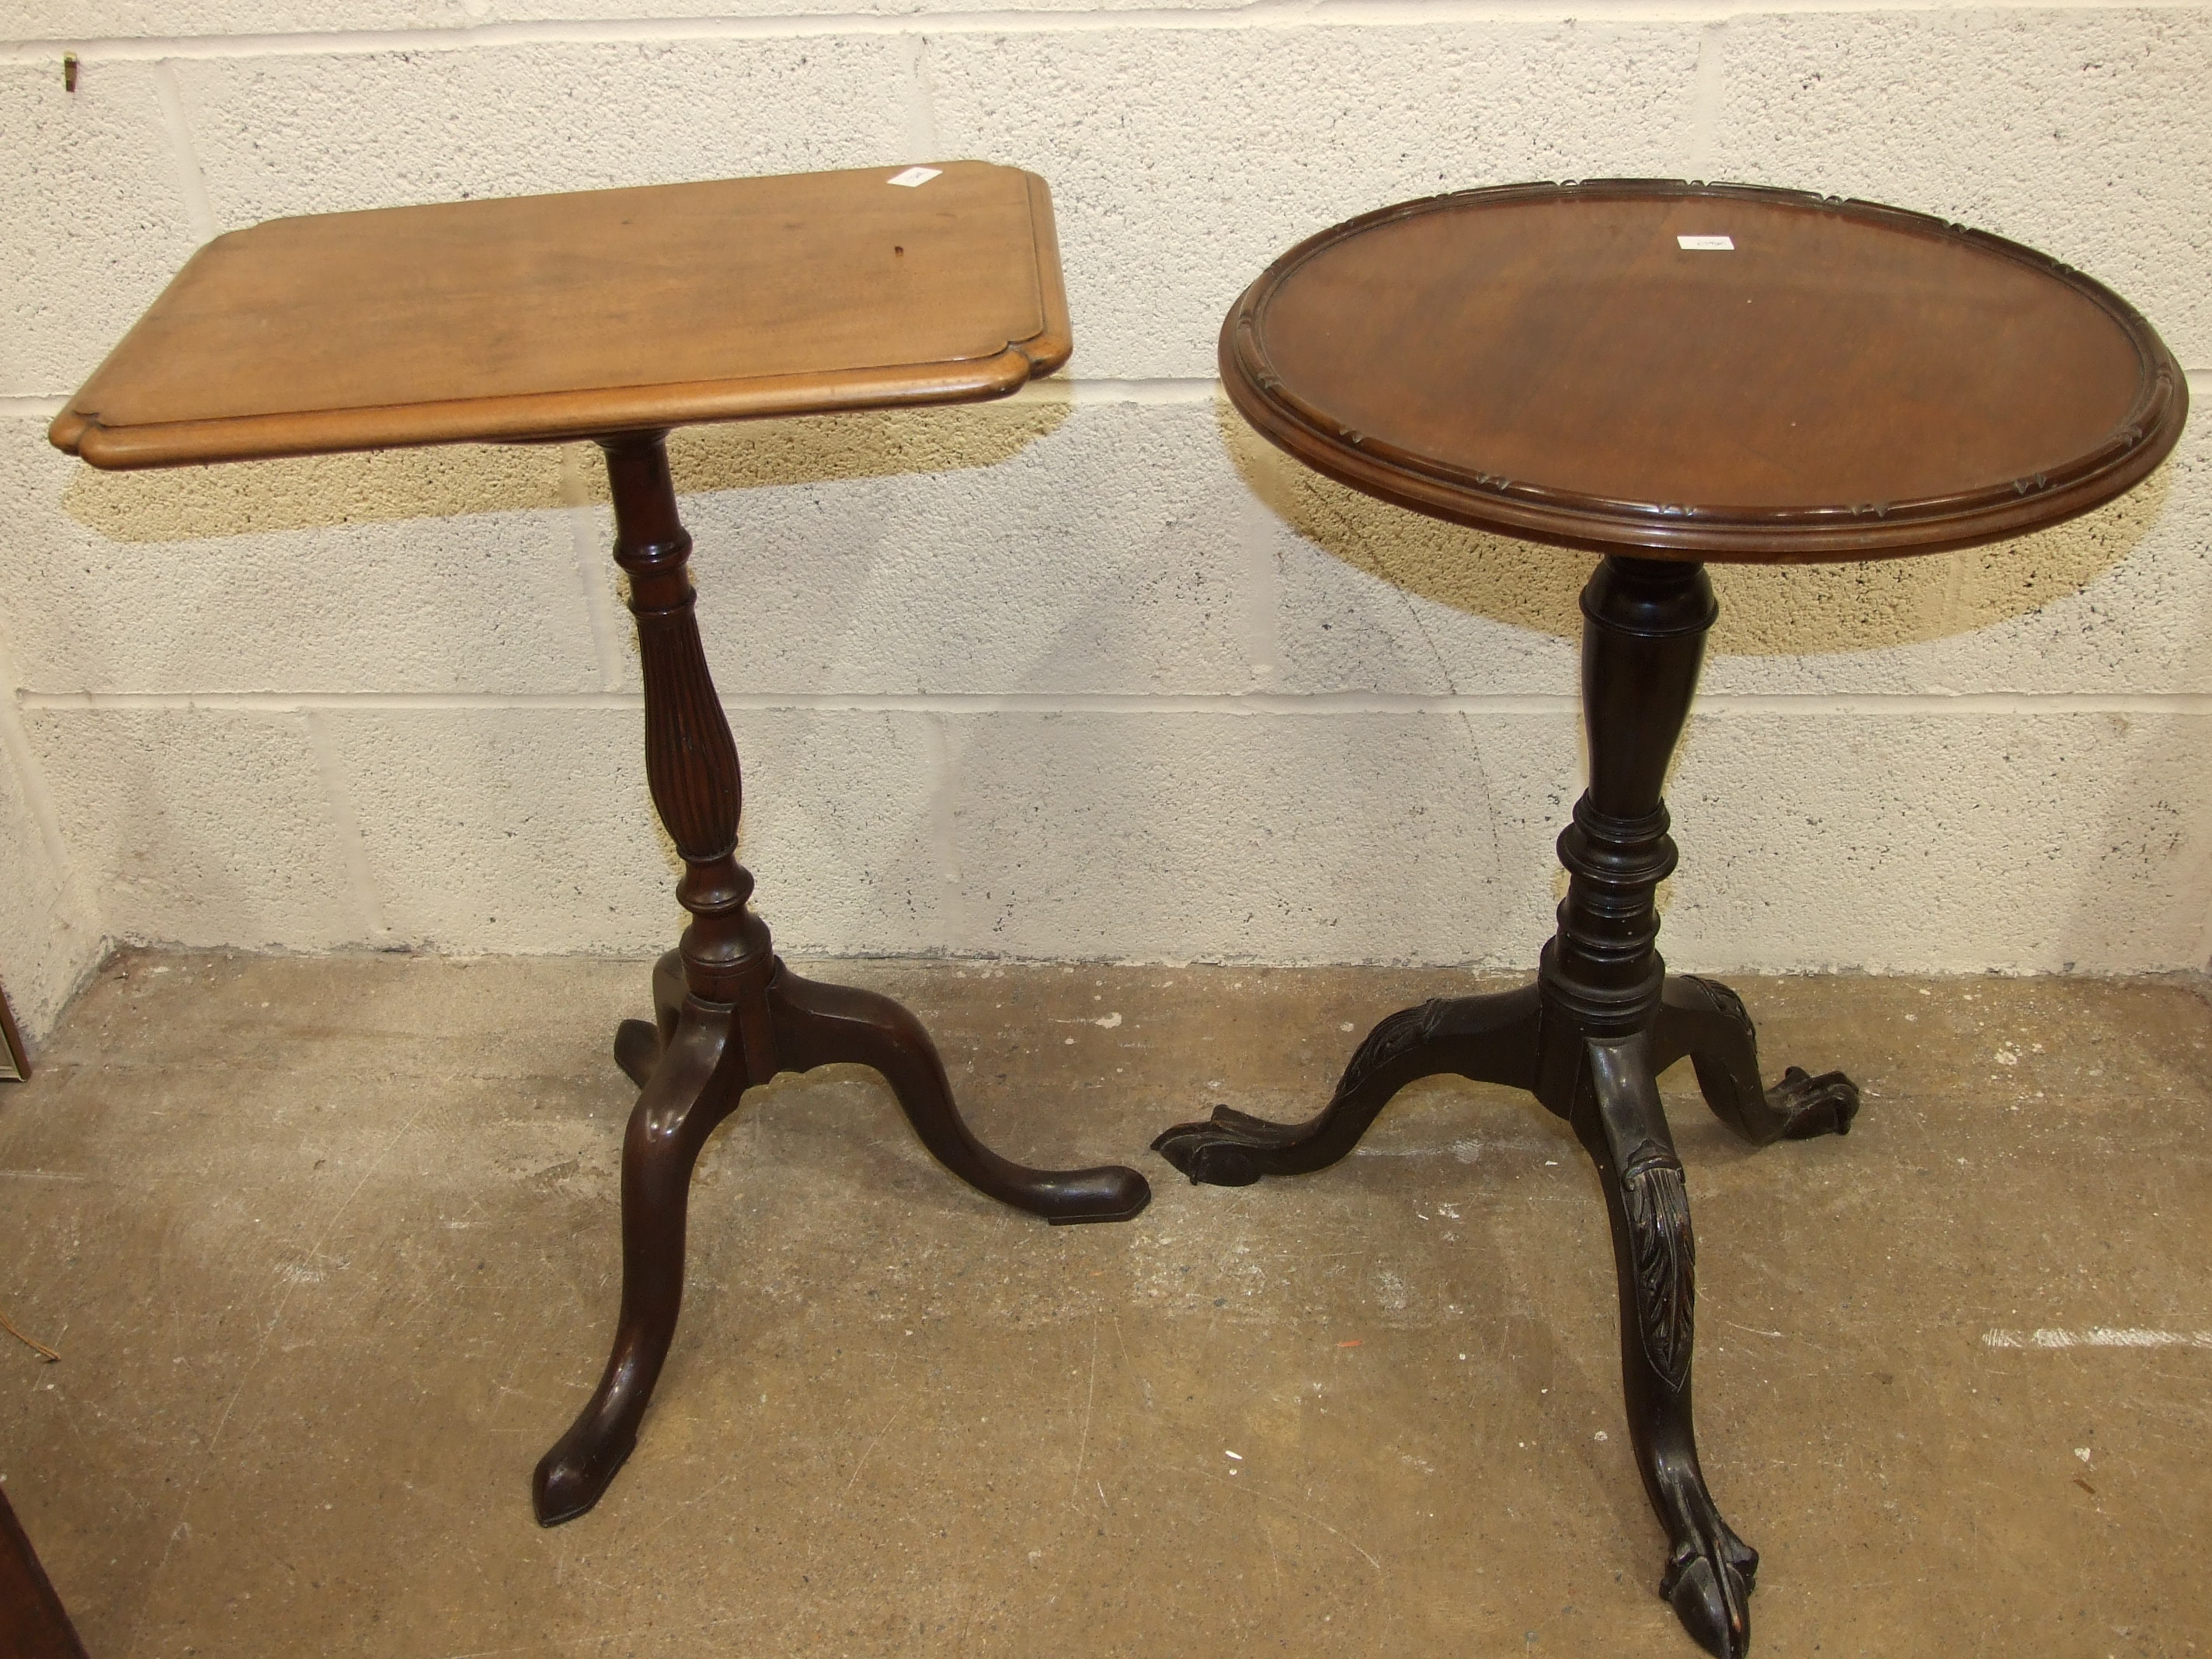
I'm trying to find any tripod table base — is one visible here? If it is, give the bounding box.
[1152,556,1860,1659]
[1154,973,1856,1658]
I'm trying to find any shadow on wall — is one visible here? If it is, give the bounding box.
[58,397,1073,541]
[1219,398,2168,653]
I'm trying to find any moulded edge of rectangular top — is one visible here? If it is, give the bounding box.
[52,160,1074,469]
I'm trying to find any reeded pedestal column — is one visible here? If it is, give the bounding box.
[534,433,1149,1526]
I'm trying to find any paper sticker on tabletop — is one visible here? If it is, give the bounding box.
[1677,235,1734,251]
[889,167,943,188]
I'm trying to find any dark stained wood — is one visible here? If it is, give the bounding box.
[0,1483,91,1659]
[531,434,1150,1529]
[1170,185,2184,1659]
[1223,180,2187,559]
[50,162,1070,468]
[0,979,26,1083]
[1156,560,1856,1659]
[599,434,768,1012]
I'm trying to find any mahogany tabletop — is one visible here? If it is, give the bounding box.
[50,161,1070,469]
[1222,180,2187,562]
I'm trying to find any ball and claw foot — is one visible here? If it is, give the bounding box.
[1662,1504,1760,1659]
[1765,1064,1860,1140]
[1151,1106,1298,1187]
[1664,975,1862,1148]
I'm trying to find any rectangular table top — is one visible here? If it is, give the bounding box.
[50,161,1069,469]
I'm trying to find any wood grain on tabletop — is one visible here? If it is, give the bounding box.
[50,161,1071,468]
[1223,181,2187,560]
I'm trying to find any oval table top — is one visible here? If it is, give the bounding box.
[1221,180,2187,562]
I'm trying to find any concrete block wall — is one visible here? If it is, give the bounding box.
[2,3,2209,1043]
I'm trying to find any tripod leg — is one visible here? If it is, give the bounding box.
[534,998,745,1525]
[1654,975,1859,1146]
[1576,1034,1758,1659]
[614,950,687,1089]
[770,964,1149,1223]
[1152,985,1540,1185]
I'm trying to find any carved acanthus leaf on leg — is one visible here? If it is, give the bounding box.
[1621,1149,1696,1393]
[1335,998,1449,1096]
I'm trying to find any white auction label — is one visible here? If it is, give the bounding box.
[1676,234,1734,251]
[888,166,943,188]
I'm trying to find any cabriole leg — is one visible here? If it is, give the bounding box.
[614,949,687,1089]
[1150,986,1540,1185]
[1143,556,1865,1654]
[1652,976,1860,1146]
[770,964,1149,1223]
[534,1000,743,1525]
[1577,1034,1758,1659]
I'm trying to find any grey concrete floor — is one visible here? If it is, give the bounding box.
[2,951,2207,1658]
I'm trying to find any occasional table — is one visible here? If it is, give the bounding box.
[1154,180,2186,1657]
[50,161,1151,1529]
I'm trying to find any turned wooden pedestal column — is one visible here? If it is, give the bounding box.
[531,433,1146,1524]
[1157,180,2188,1657]
[50,161,1152,1530]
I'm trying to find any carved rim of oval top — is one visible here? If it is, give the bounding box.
[1220,179,2189,562]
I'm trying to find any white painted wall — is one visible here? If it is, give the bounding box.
[3,4,2209,1043]
[0,617,98,1040]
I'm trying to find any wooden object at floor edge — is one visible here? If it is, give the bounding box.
[0,981,26,1083]
[0,1485,91,1659]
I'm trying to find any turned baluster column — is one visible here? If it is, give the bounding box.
[603,433,778,1061]
[1537,556,1716,1076]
